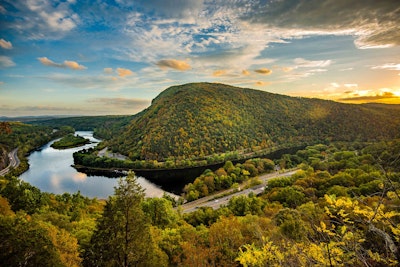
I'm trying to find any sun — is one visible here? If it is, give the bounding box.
[393,90,400,97]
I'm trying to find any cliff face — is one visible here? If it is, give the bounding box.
[0,147,9,170]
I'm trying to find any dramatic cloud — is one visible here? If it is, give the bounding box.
[116,68,134,77]
[254,68,272,75]
[0,56,15,68]
[156,59,191,71]
[244,0,400,48]
[0,39,12,49]
[38,57,86,70]
[2,0,79,39]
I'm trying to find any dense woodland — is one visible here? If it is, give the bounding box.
[1,120,399,266]
[106,83,400,164]
[1,83,400,266]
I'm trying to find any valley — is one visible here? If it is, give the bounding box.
[1,83,400,266]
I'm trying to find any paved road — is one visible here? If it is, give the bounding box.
[0,148,19,176]
[179,168,298,213]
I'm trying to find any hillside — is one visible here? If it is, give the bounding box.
[107,83,400,162]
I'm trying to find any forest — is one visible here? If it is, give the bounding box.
[1,82,400,266]
[1,121,399,266]
[106,83,400,166]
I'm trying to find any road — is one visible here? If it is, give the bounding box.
[179,168,298,213]
[0,148,19,176]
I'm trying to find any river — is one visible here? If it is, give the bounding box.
[19,131,176,199]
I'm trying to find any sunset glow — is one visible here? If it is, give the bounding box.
[1,0,399,116]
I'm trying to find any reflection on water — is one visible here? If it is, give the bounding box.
[19,131,175,199]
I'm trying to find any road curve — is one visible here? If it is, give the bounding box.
[179,168,298,213]
[0,148,19,176]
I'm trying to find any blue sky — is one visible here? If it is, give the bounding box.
[1,0,399,116]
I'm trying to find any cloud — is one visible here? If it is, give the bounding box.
[116,68,134,77]
[64,60,86,70]
[330,82,340,88]
[156,59,192,71]
[339,92,397,102]
[371,63,400,71]
[282,67,294,72]
[38,57,86,70]
[136,0,204,20]
[104,68,113,74]
[2,0,79,40]
[88,97,150,108]
[0,56,16,68]
[41,72,141,91]
[344,84,358,89]
[0,39,12,49]
[38,57,61,67]
[156,59,191,71]
[243,0,400,48]
[242,70,250,75]
[213,70,227,77]
[254,68,272,75]
[255,81,270,86]
[294,58,332,68]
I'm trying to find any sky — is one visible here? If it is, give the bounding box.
[1,0,400,117]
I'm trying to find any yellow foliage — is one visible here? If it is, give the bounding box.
[236,238,283,267]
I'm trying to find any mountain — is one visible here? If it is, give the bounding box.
[107,83,400,162]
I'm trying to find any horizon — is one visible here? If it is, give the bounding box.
[1,0,399,117]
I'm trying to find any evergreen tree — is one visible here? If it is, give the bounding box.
[84,172,154,267]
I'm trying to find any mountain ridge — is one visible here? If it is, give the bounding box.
[107,82,400,162]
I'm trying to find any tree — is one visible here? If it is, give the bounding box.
[0,212,64,267]
[142,197,178,229]
[84,172,156,267]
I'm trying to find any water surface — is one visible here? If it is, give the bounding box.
[20,131,172,199]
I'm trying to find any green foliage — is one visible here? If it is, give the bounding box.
[183,159,274,201]
[108,83,400,165]
[0,212,65,267]
[142,197,178,229]
[51,134,90,149]
[83,173,160,267]
[3,124,400,266]
[29,115,134,139]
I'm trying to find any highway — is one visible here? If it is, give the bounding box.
[179,168,298,213]
[0,148,19,176]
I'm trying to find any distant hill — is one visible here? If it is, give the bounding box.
[107,83,400,162]
[30,115,135,139]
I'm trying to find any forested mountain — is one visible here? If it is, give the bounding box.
[108,83,400,162]
[30,115,134,139]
